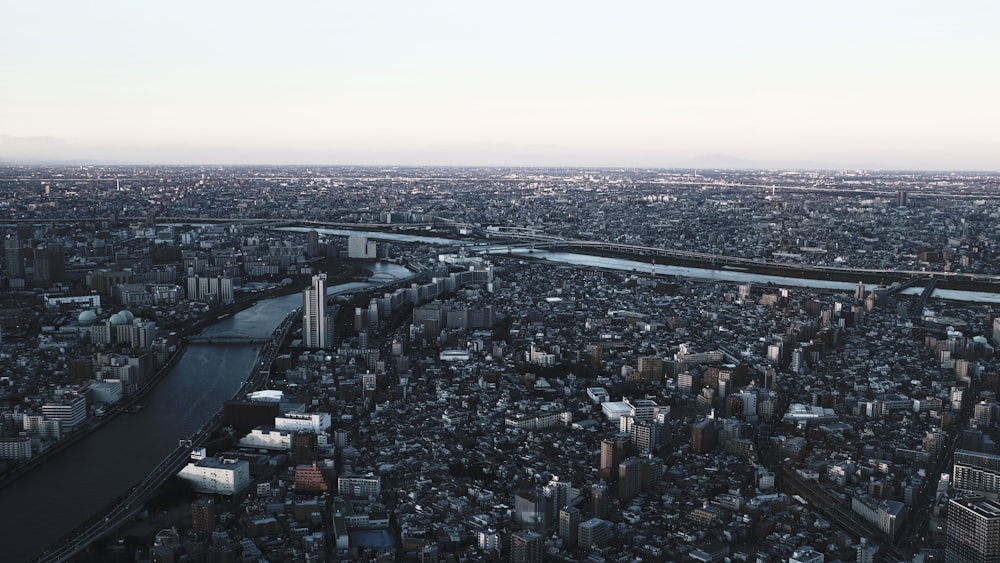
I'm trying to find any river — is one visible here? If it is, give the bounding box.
[0,262,414,563]
[281,227,1000,304]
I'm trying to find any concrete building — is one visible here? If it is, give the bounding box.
[577,517,612,550]
[510,530,542,563]
[177,456,250,495]
[558,507,580,548]
[238,427,294,451]
[850,495,906,541]
[954,449,1000,496]
[946,496,1000,562]
[789,546,824,563]
[274,411,332,434]
[294,463,330,493]
[0,436,32,460]
[477,527,500,554]
[186,275,234,304]
[347,235,377,259]
[691,417,717,453]
[619,457,643,500]
[41,394,88,430]
[514,490,547,532]
[600,435,629,480]
[338,474,381,498]
[4,235,23,277]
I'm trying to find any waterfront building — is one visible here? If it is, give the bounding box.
[41,394,88,430]
[0,436,32,460]
[302,273,330,349]
[177,456,250,495]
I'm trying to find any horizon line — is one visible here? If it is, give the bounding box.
[2,160,999,175]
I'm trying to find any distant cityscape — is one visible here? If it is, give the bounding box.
[2,165,1000,562]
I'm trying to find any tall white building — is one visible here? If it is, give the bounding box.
[302,274,329,349]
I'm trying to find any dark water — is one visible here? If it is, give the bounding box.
[0,344,258,562]
[0,265,413,562]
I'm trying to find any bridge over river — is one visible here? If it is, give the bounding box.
[186,334,274,345]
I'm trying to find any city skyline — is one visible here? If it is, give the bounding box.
[2,1,999,171]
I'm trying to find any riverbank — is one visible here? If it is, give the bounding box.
[0,339,188,491]
[492,246,1000,298]
[555,245,1000,292]
[0,282,306,491]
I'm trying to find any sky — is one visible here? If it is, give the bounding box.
[2,1,998,170]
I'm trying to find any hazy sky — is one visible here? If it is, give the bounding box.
[2,1,998,169]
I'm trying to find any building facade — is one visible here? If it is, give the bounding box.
[946,496,1000,562]
[302,274,330,349]
[177,457,250,495]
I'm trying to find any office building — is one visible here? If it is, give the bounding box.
[946,496,1000,562]
[305,229,321,256]
[619,457,643,500]
[514,490,547,531]
[850,495,905,541]
[510,530,542,563]
[578,518,612,550]
[32,245,65,287]
[591,483,609,518]
[636,356,665,383]
[691,417,717,453]
[600,435,629,480]
[543,475,571,525]
[559,507,580,548]
[302,274,330,349]
[41,394,88,429]
[4,235,23,277]
[631,420,662,454]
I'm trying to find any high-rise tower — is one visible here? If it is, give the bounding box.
[302,274,329,349]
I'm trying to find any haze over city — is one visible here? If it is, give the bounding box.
[2,1,999,170]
